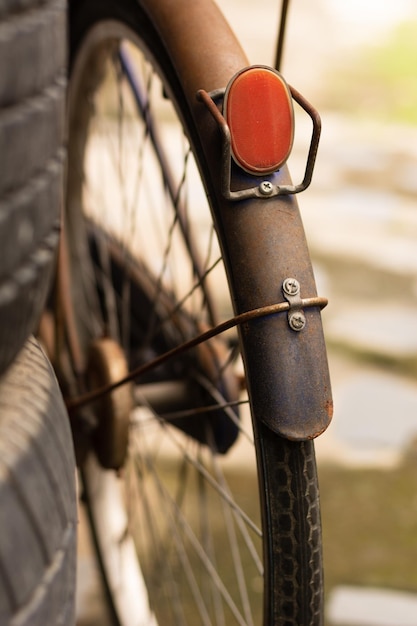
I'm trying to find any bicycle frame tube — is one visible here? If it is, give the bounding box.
[141,0,333,440]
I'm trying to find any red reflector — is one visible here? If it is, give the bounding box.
[224,66,294,175]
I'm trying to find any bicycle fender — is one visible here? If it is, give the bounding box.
[217,165,333,441]
[141,0,333,440]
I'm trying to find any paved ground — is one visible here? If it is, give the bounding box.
[328,586,417,626]
[305,116,417,469]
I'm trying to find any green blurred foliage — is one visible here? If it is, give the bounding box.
[325,20,417,124]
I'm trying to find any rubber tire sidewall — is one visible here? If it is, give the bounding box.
[0,336,77,626]
[0,0,66,375]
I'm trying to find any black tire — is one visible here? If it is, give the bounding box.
[0,0,66,375]
[64,1,324,624]
[0,0,67,107]
[0,336,77,626]
[0,0,49,20]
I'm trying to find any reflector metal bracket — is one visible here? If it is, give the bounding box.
[197,67,321,202]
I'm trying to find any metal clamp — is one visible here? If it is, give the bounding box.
[197,84,321,202]
[282,277,306,331]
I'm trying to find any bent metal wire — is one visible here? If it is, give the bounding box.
[65,290,327,414]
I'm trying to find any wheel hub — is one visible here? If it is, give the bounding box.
[86,338,133,469]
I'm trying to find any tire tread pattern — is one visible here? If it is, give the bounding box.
[0,337,77,626]
[260,425,323,626]
[0,0,66,375]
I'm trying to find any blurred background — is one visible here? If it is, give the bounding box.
[205,0,417,626]
[222,0,417,622]
[218,0,417,462]
[77,2,417,624]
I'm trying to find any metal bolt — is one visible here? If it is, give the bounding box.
[289,310,306,332]
[259,181,273,196]
[283,277,300,296]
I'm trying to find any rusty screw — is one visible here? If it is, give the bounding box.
[288,310,306,332]
[283,277,300,296]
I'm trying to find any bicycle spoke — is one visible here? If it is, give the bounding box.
[130,434,215,625]
[130,429,251,625]
[133,408,261,537]
[212,463,254,626]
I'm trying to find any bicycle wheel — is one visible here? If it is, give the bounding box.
[63,0,326,624]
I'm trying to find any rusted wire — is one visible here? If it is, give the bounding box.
[66,295,327,414]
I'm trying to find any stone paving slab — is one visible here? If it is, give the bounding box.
[327,585,417,626]
[314,351,417,467]
[324,304,417,363]
[300,116,417,283]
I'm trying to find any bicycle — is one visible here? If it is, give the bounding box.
[49,0,331,624]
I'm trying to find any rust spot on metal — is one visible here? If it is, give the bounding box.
[300,398,333,440]
[325,399,334,420]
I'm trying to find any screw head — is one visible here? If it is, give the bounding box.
[289,310,306,331]
[259,181,273,196]
[283,277,300,296]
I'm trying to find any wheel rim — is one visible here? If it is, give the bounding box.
[65,21,265,626]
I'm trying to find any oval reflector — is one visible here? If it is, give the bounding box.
[224,66,294,175]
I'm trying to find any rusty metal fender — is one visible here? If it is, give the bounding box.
[223,167,333,440]
[139,0,333,439]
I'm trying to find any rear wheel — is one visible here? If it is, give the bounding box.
[62,1,324,624]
